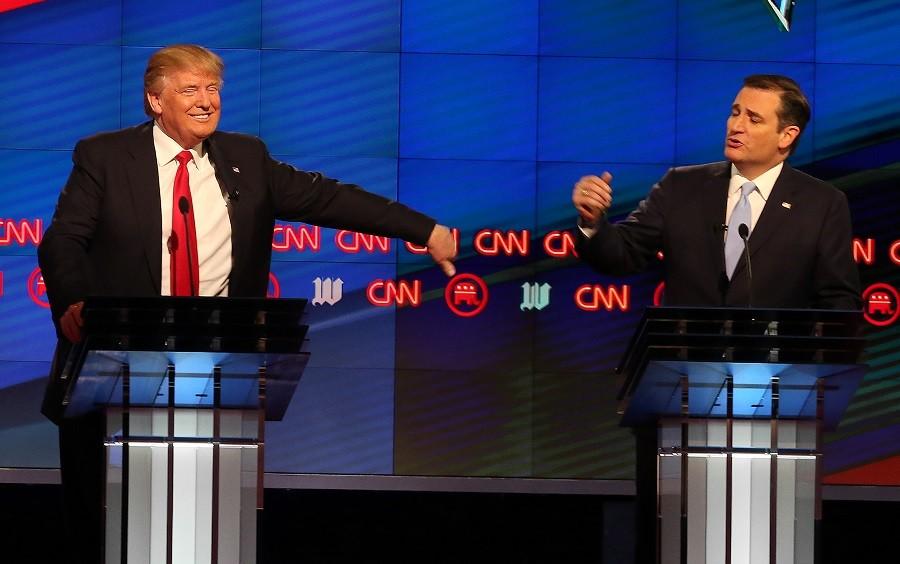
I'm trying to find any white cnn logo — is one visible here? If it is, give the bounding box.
[312,277,344,306]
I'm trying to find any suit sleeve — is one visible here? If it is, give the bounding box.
[37,140,103,329]
[811,190,862,309]
[263,146,435,246]
[576,170,671,276]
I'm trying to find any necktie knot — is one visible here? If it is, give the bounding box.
[740,181,757,199]
[176,150,192,167]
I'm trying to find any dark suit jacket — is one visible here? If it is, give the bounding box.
[577,161,861,310]
[38,121,436,421]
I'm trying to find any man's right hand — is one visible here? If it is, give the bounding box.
[60,301,85,343]
[573,171,613,224]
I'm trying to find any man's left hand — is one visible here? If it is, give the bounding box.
[427,224,457,277]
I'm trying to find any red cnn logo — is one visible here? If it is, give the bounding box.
[27,266,49,308]
[366,279,421,307]
[0,1,44,14]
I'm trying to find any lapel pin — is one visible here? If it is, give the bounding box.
[232,166,240,173]
[781,202,792,209]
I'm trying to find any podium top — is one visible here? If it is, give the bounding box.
[616,307,866,428]
[60,296,310,420]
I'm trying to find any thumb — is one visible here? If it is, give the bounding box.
[439,260,456,277]
[600,171,613,184]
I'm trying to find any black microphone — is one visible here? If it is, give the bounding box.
[178,196,196,297]
[738,223,752,307]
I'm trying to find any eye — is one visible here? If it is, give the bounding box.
[180,87,198,97]
[207,85,220,94]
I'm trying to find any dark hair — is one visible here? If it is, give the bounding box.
[144,45,224,117]
[742,74,810,155]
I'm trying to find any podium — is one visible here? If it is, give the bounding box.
[58,296,309,564]
[617,307,865,564]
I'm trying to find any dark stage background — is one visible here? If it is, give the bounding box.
[1,0,900,491]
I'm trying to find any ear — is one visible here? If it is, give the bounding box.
[147,90,163,115]
[778,124,800,151]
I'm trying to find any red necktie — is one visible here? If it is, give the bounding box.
[170,150,199,296]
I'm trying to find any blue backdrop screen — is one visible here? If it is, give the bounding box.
[1,0,899,485]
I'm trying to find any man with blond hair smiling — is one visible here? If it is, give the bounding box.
[39,44,457,562]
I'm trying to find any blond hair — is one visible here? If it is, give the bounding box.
[143,44,224,117]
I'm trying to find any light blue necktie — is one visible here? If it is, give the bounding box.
[725,181,757,280]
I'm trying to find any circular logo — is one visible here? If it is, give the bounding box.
[267,272,281,298]
[27,266,50,308]
[444,273,489,318]
[862,283,899,327]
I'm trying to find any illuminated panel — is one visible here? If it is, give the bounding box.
[0,0,118,44]
[120,47,261,135]
[400,53,537,160]
[265,367,394,474]
[401,0,538,55]
[121,0,261,48]
[0,149,73,256]
[272,155,398,264]
[261,50,399,157]
[675,60,815,166]
[678,0,814,62]
[0,44,120,150]
[393,368,532,477]
[538,57,675,163]
[0,257,56,362]
[536,162,671,235]
[813,64,900,160]
[817,0,900,64]
[261,0,399,52]
[395,265,534,371]
[532,371,634,478]
[268,261,396,369]
[0,360,58,468]
[397,159,535,270]
[540,0,675,58]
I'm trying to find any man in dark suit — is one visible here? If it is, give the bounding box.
[38,44,457,563]
[570,75,860,562]
[573,74,859,310]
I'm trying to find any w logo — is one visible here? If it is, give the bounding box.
[520,282,551,311]
[312,277,343,306]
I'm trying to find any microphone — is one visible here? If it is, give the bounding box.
[178,196,196,297]
[738,223,752,307]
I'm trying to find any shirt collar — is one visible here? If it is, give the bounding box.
[728,161,783,202]
[152,121,205,167]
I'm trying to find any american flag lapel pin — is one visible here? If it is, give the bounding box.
[232,166,240,173]
[781,202,792,209]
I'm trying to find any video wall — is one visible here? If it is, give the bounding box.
[1,0,899,485]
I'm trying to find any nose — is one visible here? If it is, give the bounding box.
[195,89,211,109]
[728,114,745,133]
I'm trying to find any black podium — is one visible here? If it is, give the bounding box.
[618,307,865,564]
[58,296,309,564]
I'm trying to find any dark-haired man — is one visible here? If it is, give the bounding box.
[39,44,457,563]
[571,75,860,563]
[572,74,860,310]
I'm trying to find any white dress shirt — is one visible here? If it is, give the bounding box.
[725,161,782,236]
[153,123,232,296]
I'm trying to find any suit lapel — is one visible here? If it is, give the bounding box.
[732,164,796,277]
[125,122,163,294]
[206,135,243,280]
[700,163,731,275]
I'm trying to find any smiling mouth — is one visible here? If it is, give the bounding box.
[189,114,212,122]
